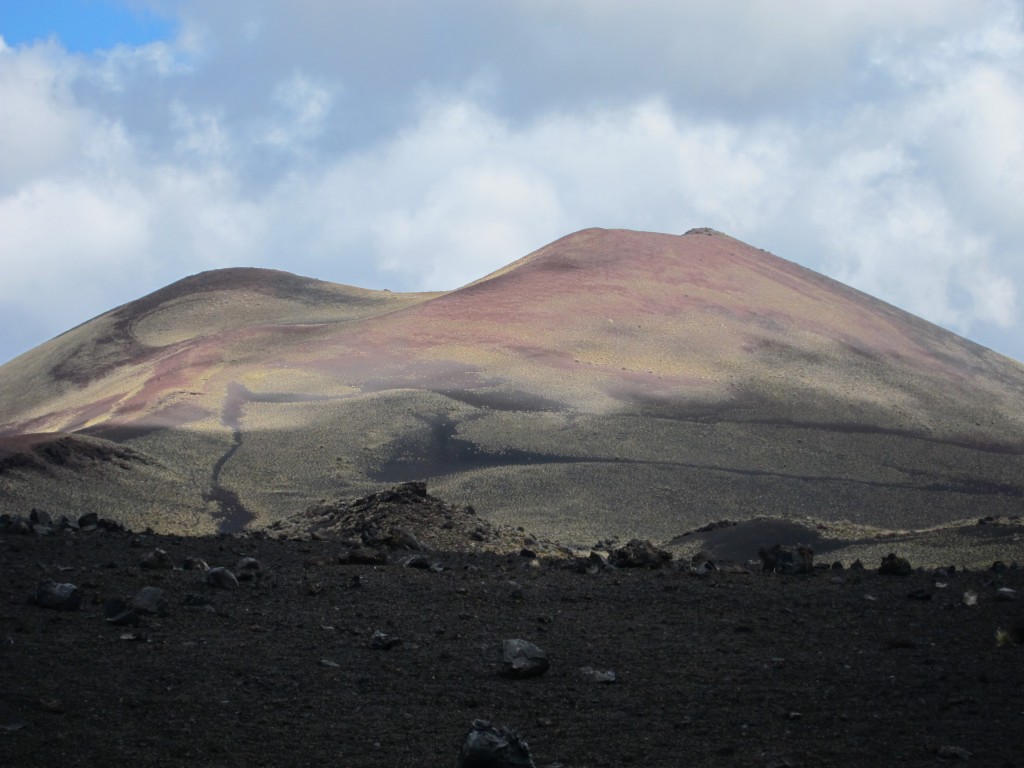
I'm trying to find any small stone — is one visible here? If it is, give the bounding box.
[206,567,239,590]
[401,554,432,569]
[579,666,616,683]
[936,745,972,760]
[182,557,209,571]
[0,718,28,733]
[370,630,402,650]
[319,658,340,668]
[34,582,80,611]
[995,620,1024,646]
[962,590,978,606]
[389,526,423,551]
[103,599,140,626]
[995,587,1017,602]
[500,639,549,679]
[457,720,536,768]
[38,697,65,713]
[139,548,175,570]
[77,513,98,532]
[338,547,387,565]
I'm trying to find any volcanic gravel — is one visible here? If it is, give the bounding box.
[1,527,1023,767]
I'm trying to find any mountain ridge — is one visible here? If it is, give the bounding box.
[1,227,1022,552]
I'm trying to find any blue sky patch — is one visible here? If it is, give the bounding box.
[0,0,175,52]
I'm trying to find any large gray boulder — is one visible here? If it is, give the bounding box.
[457,720,536,768]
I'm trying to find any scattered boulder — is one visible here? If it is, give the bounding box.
[182,557,209,571]
[235,557,262,581]
[182,593,213,609]
[206,567,239,590]
[878,553,912,576]
[77,512,98,532]
[996,619,1024,647]
[0,513,31,535]
[132,587,169,617]
[457,720,536,768]
[401,554,433,570]
[103,599,140,626]
[30,508,53,528]
[692,558,717,576]
[758,544,814,574]
[139,548,175,570]
[337,547,387,566]
[389,526,424,551]
[573,551,608,574]
[500,639,549,679]
[608,539,672,569]
[34,581,80,611]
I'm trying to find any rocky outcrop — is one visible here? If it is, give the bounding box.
[265,482,550,555]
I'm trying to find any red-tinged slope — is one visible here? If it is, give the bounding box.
[0,228,1022,553]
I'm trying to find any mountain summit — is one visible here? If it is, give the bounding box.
[2,228,1022,547]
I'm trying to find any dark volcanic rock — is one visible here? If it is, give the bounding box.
[0,513,31,535]
[103,599,140,626]
[139,548,175,570]
[77,512,98,532]
[34,581,80,611]
[370,630,402,650]
[132,586,169,617]
[267,482,543,554]
[879,553,913,576]
[609,539,672,569]
[206,567,239,590]
[759,544,814,575]
[337,546,387,565]
[579,666,617,683]
[457,720,536,768]
[235,557,262,581]
[500,639,549,679]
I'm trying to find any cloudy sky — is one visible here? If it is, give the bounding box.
[1,1,1023,366]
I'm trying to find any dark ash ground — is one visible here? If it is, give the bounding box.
[1,526,1022,768]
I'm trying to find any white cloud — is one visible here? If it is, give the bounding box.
[1,0,1024,365]
[260,72,334,150]
[0,41,87,192]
